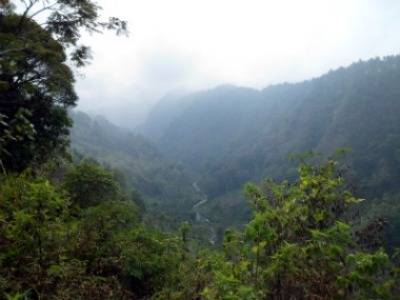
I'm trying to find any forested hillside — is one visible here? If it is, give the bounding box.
[142,57,400,245]
[2,0,400,298]
[70,111,199,219]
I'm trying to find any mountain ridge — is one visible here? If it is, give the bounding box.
[140,55,400,231]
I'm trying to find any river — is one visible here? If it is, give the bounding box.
[192,182,217,245]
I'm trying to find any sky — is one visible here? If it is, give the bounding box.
[75,0,400,128]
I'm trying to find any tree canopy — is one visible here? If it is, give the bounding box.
[0,0,127,171]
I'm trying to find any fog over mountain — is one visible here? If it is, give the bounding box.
[4,0,400,296]
[75,0,400,128]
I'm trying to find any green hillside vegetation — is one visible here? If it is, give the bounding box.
[70,111,200,220]
[142,57,400,249]
[2,0,400,298]
[1,155,400,298]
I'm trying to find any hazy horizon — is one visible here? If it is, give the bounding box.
[75,0,400,128]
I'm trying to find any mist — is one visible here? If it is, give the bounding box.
[75,0,400,128]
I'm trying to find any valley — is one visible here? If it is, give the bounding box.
[70,55,400,250]
[3,1,400,296]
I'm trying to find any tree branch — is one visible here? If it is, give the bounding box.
[29,2,58,19]
[0,47,28,57]
[16,0,36,33]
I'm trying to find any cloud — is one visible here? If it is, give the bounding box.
[138,49,197,88]
[75,0,400,127]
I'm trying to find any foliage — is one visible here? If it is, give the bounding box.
[0,109,35,172]
[142,57,400,239]
[2,1,400,298]
[0,165,185,299]
[0,14,73,170]
[200,160,399,299]
[1,0,127,66]
[0,175,70,298]
[0,0,127,172]
[1,155,400,299]
[62,160,121,208]
[70,110,201,220]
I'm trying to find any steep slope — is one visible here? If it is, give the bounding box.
[70,111,200,217]
[138,92,193,142]
[142,56,400,229]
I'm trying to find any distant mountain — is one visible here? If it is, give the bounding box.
[70,111,200,217]
[142,56,400,235]
[138,92,193,142]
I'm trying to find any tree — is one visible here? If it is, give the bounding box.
[0,164,183,299]
[1,0,127,66]
[0,0,127,171]
[0,175,70,298]
[203,159,398,299]
[63,161,121,208]
[0,108,35,172]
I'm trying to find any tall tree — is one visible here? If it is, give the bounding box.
[0,0,127,171]
[202,159,398,299]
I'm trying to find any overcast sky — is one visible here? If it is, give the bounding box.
[75,0,400,127]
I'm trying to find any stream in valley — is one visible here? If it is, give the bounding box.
[192,182,217,245]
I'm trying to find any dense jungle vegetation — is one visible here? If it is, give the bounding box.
[141,56,400,250]
[1,0,400,299]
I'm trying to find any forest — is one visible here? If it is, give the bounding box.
[1,0,400,299]
[140,57,400,248]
